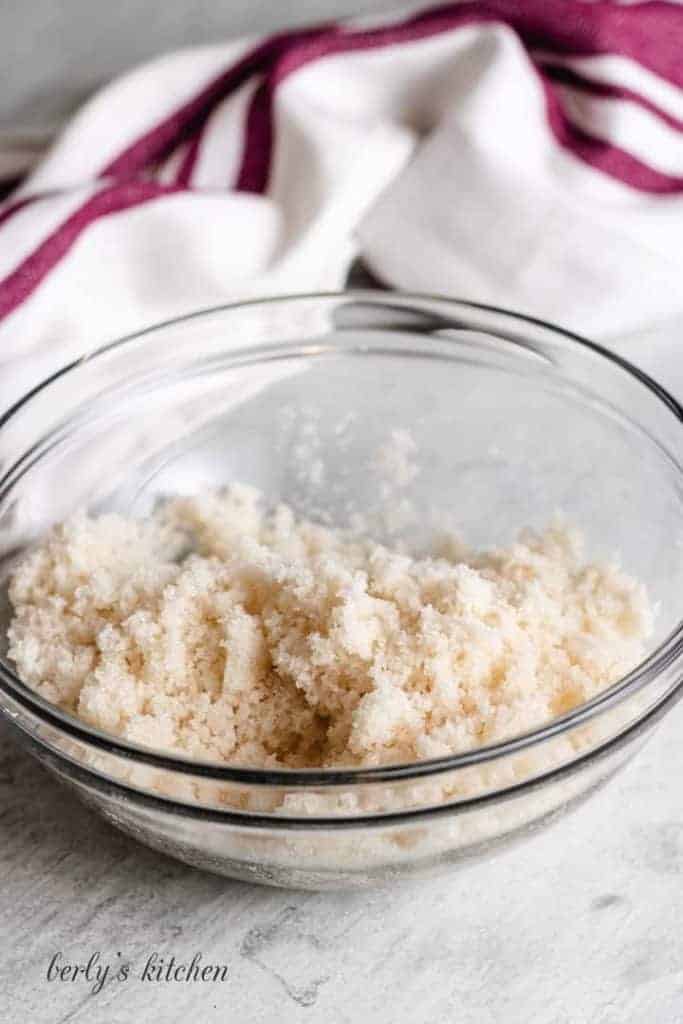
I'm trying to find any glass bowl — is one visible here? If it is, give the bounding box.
[1,292,682,890]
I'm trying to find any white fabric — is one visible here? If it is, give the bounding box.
[0,6,682,414]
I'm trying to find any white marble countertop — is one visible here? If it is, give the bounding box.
[2,324,683,1024]
[2,704,683,1024]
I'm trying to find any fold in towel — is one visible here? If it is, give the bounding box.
[0,0,681,407]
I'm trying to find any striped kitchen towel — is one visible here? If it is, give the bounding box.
[0,0,681,406]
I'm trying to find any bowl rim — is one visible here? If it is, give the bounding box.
[1,288,682,789]
[7,672,681,829]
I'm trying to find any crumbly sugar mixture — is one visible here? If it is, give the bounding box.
[7,484,652,769]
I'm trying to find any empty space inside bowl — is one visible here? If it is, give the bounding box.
[1,298,682,662]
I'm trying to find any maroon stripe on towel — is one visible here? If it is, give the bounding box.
[234,11,499,194]
[541,78,683,193]
[102,26,338,181]
[235,1,683,195]
[410,1,683,86]
[103,1,683,195]
[541,63,683,133]
[234,81,273,194]
[0,195,36,228]
[174,135,202,187]
[0,182,181,322]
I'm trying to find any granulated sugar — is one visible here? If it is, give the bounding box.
[7,484,652,769]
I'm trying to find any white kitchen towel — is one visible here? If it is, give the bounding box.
[0,0,681,406]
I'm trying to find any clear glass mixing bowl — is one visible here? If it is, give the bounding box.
[1,292,682,889]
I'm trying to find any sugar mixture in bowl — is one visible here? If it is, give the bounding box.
[5,483,653,770]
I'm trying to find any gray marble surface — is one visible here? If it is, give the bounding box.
[2,704,683,1024]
